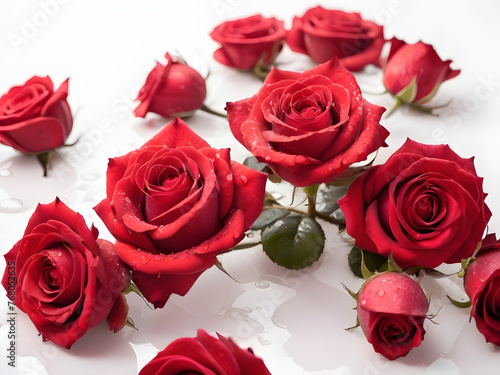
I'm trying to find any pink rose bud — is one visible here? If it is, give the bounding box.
[210,14,286,70]
[0,76,73,153]
[286,7,385,71]
[382,38,460,105]
[356,272,429,360]
[464,234,500,346]
[134,53,207,119]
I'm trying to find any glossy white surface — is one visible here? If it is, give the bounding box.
[1,0,500,374]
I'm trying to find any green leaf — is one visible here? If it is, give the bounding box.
[251,208,291,230]
[316,184,349,216]
[243,156,271,174]
[348,246,387,279]
[262,215,325,270]
[447,295,472,309]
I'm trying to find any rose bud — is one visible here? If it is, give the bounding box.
[382,38,460,107]
[286,7,385,71]
[1,198,131,349]
[339,139,490,269]
[134,53,207,119]
[94,118,267,308]
[355,272,429,360]
[464,234,500,346]
[210,14,286,71]
[139,329,271,375]
[226,57,389,187]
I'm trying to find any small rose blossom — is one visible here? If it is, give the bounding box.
[134,53,206,118]
[383,38,460,105]
[464,234,500,346]
[339,139,490,269]
[94,118,267,308]
[210,14,286,70]
[0,76,73,153]
[286,7,385,71]
[226,57,389,187]
[139,329,272,375]
[1,198,130,349]
[356,272,429,360]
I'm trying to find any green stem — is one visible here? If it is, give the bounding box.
[232,241,262,250]
[263,204,344,226]
[201,104,227,118]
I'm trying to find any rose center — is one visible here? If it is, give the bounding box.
[415,196,434,221]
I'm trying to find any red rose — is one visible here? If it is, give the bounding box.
[356,272,429,360]
[286,7,385,71]
[226,57,389,187]
[1,198,130,349]
[464,234,500,346]
[382,38,460,104]
[139,329,271,375]
[94,118,267,308]
[0,76,72,153]
[339,139,491,269]
[134,53,207,118]
[210,14,286,70]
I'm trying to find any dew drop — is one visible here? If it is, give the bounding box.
[0,169,13,178]
[226,174,233,181]
[378,290,385,297]
[265,155,271,162]
[240,175,247,184]
[257,336,270,346]
[360,299,367,306]
[0,198,23,212]
[255,280,270,289]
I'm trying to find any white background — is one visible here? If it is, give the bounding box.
[1,0,500,374]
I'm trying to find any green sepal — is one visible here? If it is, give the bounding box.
[301,184,319,197]
[123,282,153,310]
[125,316,138,330]
[396,75,418,103]
[447,295,472,309]
[341,282,359,301]
[215,257,240,282]
[261,214,325,270]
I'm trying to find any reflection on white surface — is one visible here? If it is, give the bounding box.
[1,0,500,374]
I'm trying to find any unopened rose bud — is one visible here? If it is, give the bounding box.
[134,53,206,119]
[355,272,429,360]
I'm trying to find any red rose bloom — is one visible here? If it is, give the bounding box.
[94,118,267,308]
[1,198,130,349]
[286,7,385,71]
[383,38,460,104]
[356,272,429,360]
[210,14,286,70]
[339,139,491,269]
[0,76,72,153]
[226,57,389,187]
[134,53,207,118]
[139,329,271,375]
[464,234,500,346]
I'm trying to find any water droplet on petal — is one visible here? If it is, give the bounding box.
[378,290,385,297]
